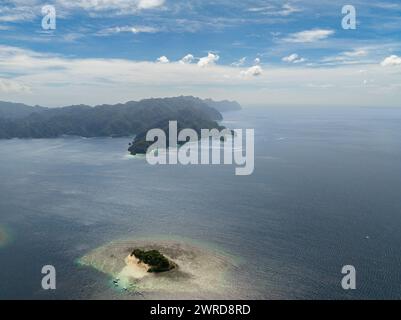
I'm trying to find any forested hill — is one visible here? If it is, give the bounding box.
[203,99,242,112]
[178,96,242,112]
[0,101,47,119]
[0,96,232,139]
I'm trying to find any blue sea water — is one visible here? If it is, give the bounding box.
[1,106,401,299]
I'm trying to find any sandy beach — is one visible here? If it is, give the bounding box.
[118,254,151,281]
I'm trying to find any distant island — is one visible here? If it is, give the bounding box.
[0,96,241,140]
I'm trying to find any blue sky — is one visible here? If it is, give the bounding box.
[1,0,401,107]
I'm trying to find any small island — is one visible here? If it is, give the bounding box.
[78,238,240,299]
[131,249,175,273]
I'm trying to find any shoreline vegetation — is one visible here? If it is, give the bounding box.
[131,249,176,273]
[127,119,230,155]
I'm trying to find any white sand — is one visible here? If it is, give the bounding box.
[118,254,150,280]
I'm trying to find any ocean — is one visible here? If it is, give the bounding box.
[1,106,401,299]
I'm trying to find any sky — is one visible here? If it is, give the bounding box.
[0,0,401,107]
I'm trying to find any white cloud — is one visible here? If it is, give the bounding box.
[156,56,169,63]
[254,57,261,65]
[0,0,165,26]
[0,5,36,23]
[343,49,368,57]
[137,0,165,9]
[247,5,275,13]
[62,33,85,42]
[179,54,195,64]
[97,25,160,36]
[240,65,263,78]
[56,0,165,14]
[282,53,305,63]
[198,53,219,67]
[0,14,31,22]
[247,3,302,16]
[1,45,401,108]
[0,78,31,93]
[284,29,334,43]
[0,45,43,59]
[381,55,401,66]
[231,57,246,67]
[280,4,302,16]
[320,49,370,65]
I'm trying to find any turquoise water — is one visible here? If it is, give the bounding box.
[1,106,401,299]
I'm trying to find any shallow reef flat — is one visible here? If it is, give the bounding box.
[78,238,242,299]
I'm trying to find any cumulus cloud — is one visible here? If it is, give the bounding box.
[156,56,169,63]
[198,53,219,67]
[381,55,401,66]
[284,29,334,43]
[240,65,262,78]
[179,54,195,64]
[282,53,305,63]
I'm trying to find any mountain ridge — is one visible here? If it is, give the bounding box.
[0,96,240,140]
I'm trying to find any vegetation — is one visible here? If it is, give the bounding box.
[0,101,46,120]
[203,98,242,112]
[0,97,226,139]
[128,116,226,155]
[131,249,175,273]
